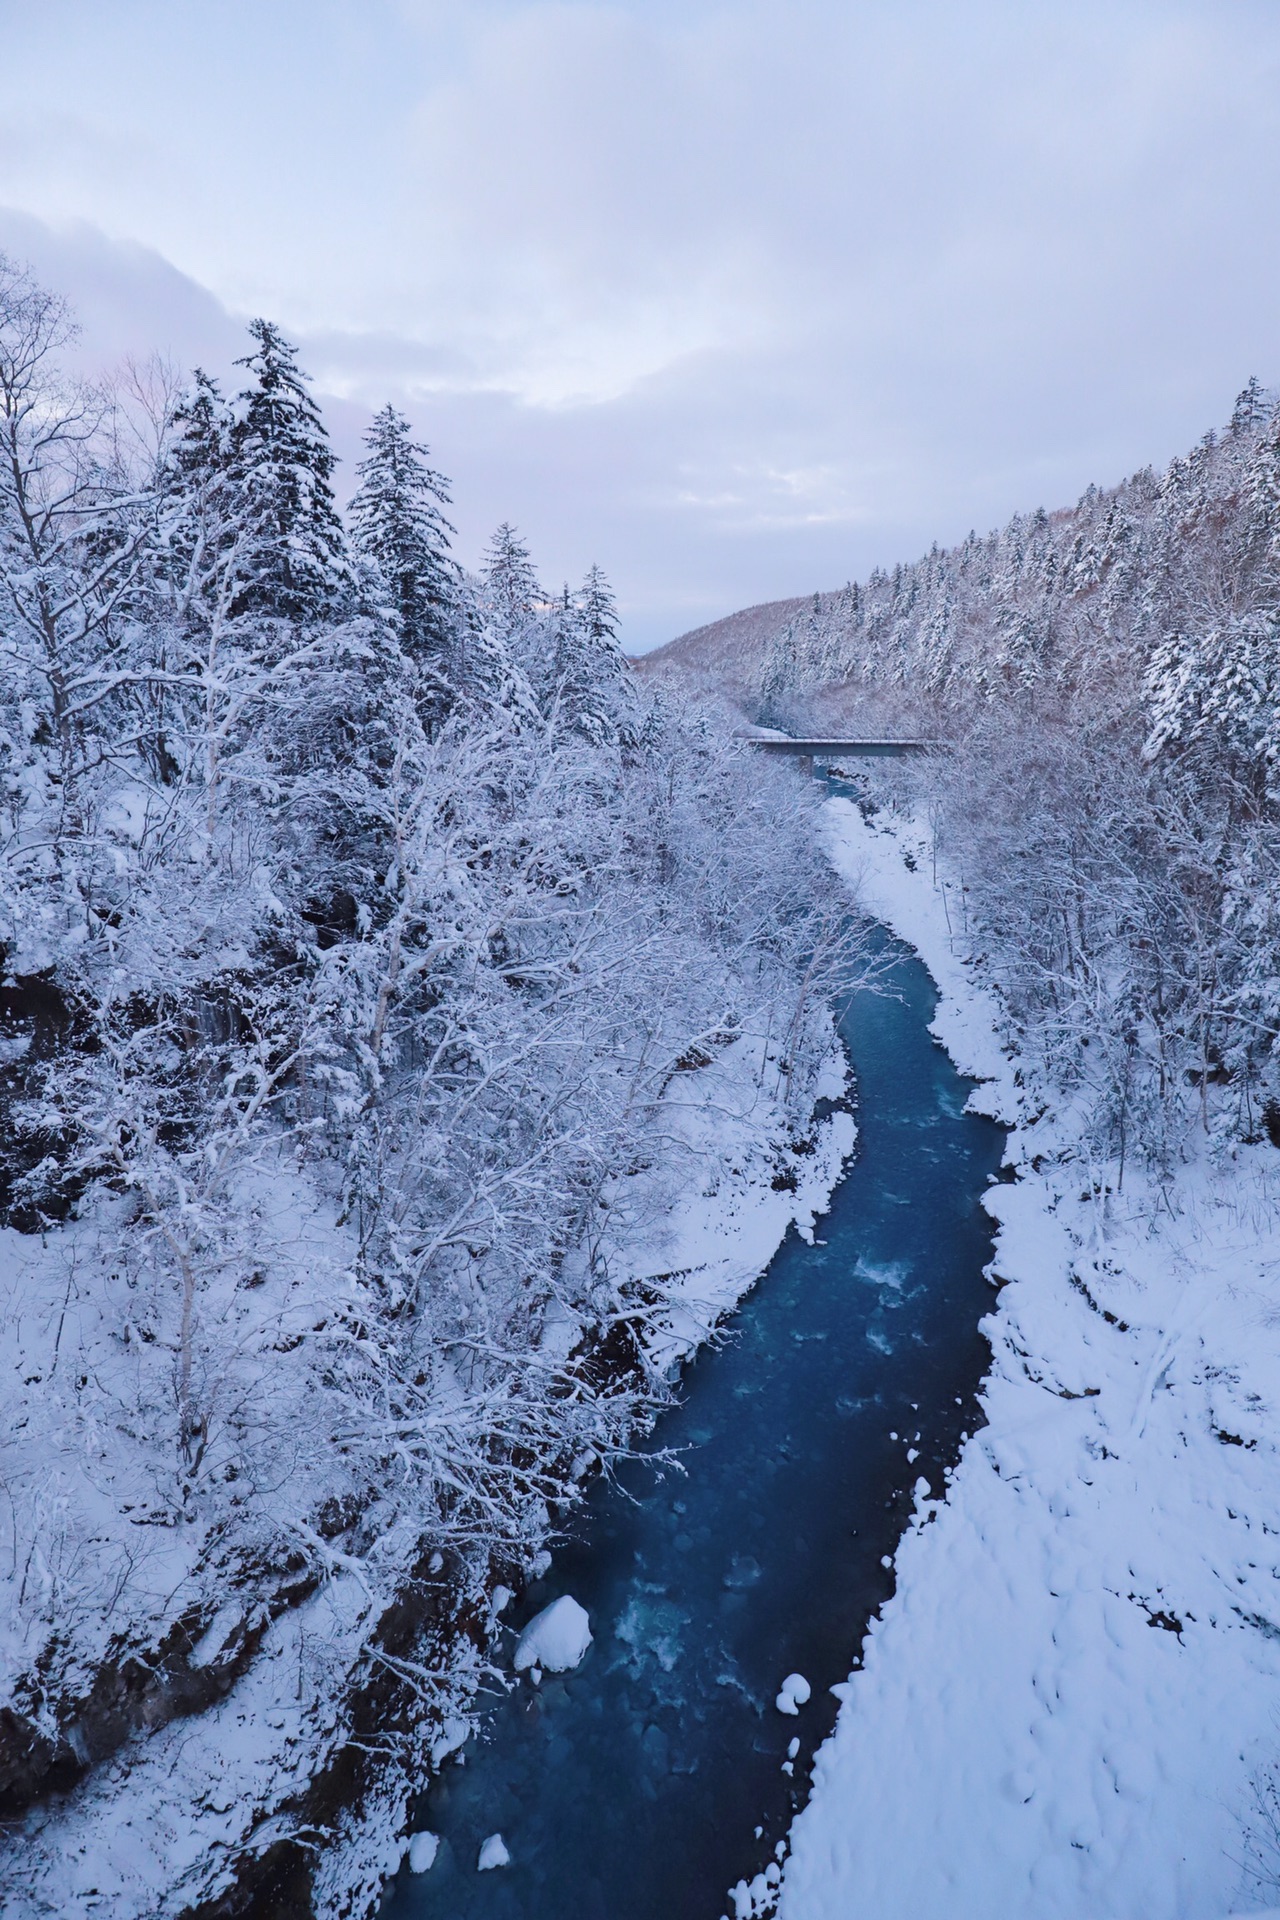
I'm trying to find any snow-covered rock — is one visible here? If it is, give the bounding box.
[406,1831,439,1873]
[513,1595,592,1674]
[477,1833,510,1871]
[775,1672,811,1714]
[429,1716,470,1768]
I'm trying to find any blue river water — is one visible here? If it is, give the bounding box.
[379,926,1006,1920]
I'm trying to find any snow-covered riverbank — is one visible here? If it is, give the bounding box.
[0,1021,852,1920]
[777,795,1280,1920]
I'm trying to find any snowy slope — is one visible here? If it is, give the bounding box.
[776,797,1280,1920]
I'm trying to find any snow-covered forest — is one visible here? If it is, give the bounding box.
[0,257,855,1915]
[753,380,1280,1169]
[8,222,1280,1919]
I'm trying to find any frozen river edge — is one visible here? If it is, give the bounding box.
[774,797,1280,1920]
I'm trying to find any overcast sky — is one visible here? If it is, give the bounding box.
[2,0,1279,648]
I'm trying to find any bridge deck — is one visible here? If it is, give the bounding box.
[741,737,942,757]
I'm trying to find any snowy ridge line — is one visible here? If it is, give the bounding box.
[761,796,1280,1920]
[0,1026,854,1920]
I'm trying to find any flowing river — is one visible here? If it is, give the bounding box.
[379,923,1006,1920]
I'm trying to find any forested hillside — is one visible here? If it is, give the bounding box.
[0,257,852,1916]
[632,594,811,698]
[662,383,1280,1174]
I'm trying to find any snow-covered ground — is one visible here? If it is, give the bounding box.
[776,796,1280,1920]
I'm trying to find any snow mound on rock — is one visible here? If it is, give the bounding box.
[406,1831,439,1873]
[513,1594,592,1673]
[775,1672,811,1714]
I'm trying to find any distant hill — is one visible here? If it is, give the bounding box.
[634,380,1280,728]
[631,593,821,698]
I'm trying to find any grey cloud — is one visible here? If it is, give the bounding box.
[0,207,244,377]
[3,3,1280,649]
[299,329,483,399]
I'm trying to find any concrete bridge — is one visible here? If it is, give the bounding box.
[739,736,944,771]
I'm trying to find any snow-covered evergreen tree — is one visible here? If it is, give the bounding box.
[450,574,541,726]
[159,367,239,633]
[1243,396,1280,589]
[579,559,618,646]
[759,621,801,727]
[481,521,541,636]
[547,564,635,745]
[226,318,351,623]
[167,367,231,505]
[349,404,456,659]
[1230,375,1270,437]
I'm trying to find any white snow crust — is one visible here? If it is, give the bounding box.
[513,1595,592,1674]
[775,797,1280,1920]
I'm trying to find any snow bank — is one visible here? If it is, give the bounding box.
[513,1596,592,1674]
[600,1023,855,1375]
[775,797,1280,1920]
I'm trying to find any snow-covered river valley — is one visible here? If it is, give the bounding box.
[377,925,1006,1920]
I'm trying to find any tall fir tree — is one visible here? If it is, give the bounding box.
[578,561,619,651]
[349,405,456,657]
[549,564,633,745]
[168,368,230,492]
[1231,376,1270,437]
[161,368,236,624]
[481,522,541,637]
[1243,395,1280,588]
[228,319,351,623]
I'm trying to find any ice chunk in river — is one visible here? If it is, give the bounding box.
[513,1594,592,1673]
[478,1833,510,1871]
[775,1672,811,1714]
[406,1831,439,1873]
